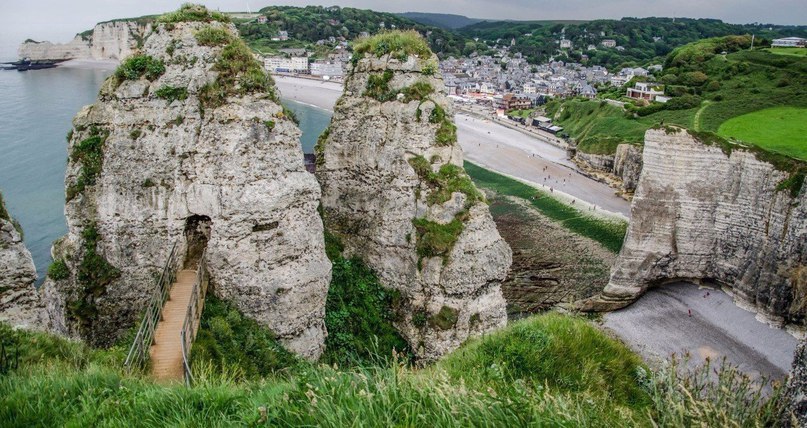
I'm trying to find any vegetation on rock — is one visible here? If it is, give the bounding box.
[199,36,277,109]
[66,223,121,340]
[412,217,465,262]
[66,126,110,202]
[114,55,165,82]
[353,30,432,61]
[157,3,231,24]
[428,306,459,330]
[153,85,188,103]
[0,191,10,222]
[194,26,233,46]
[47,259,70,281]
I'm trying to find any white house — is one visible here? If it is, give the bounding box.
[772,37,806,47]
[310,61,344,77]
[601,39,617,48]
[627,82,666,102]
[560,39,572,49]
[264,56,309,73]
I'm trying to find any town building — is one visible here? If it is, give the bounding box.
[310,61,344,77]
[264,55,309,73]
[560,39,572,49]
[601,39,617,48]
[626,82,666,102]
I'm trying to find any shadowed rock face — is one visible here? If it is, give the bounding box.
[0,195,46,330]
[316,51,512,361]
[582,127,806,327]
[42,21,331,358]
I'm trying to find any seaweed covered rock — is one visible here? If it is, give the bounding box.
[316,31,511,361]
[43,6,331,358]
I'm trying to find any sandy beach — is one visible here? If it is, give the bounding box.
[59,58,119,71]
[274,75,631,219]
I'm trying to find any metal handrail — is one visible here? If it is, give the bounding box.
[180,249,209,386]
[124,241,181,372]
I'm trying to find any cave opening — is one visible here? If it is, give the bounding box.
[184,214,211,268]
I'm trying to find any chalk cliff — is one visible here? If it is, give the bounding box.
[0,193,46,329]
[573,143,643,195]
[783,340,807,427]
[316,39,512,361]
[18,21,151,61]
[582,127,807,327]
[43,19,331,358]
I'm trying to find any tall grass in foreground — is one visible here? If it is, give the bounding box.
[465,161,627,253]
[0,314,784,427]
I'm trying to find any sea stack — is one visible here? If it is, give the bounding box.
[581,126,807,327]
[316,31,512,361]
[42,5,331,358]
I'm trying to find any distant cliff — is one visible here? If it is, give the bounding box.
[41,18,331,357]
[583,127,807,328]
[316,32,512,361]
[18,20,151,61]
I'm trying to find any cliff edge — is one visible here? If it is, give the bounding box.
[582,127,807,328]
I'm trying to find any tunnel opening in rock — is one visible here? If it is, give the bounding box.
[184,215,211,268]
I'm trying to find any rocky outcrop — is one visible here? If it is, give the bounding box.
[316,40,512,361]
[0,193,46,329]
[582,127,807,327]
[783,340,807,427]
[18,21,151,61]
[44,19,331,358]
[573,143,643,194]
[613,144,643,192]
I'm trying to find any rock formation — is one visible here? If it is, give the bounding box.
[582,127,807,327]
[0,192,46,329]
[573,143,643,194]
[43,14,331,358]
[18,20,151,61]
[783,340,807,427]
[316,33,512,361]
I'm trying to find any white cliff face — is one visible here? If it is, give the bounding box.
[584,127,807,327]
[18,21,151,61]
[46,21,331,358]
[574,143,643,194]
[317,53,512,361]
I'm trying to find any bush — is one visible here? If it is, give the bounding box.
[153,85,188,103]
[114,55,165,81]
[47,259,70,281]
[67,127,110,202]
[353,30,432,61]
[191,294,300,380]
[665,94,702,110]
[194,26,232,47]
[412,217,465,262]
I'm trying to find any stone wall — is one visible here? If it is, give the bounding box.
[582,127,807,328]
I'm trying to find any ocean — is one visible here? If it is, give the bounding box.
[0,66,330,283]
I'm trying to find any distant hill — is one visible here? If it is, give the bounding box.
[397,12,485,29]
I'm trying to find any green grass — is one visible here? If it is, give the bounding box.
[199,36,277,109]
[114,55,165,82]
[506,108,535,118]
[464,161,627,253]
[767,47,807,57]
[194,26,233,47]
[0,313,783,426]
[153,85,188,103]
[157,3,231,24]
[353,30,432,61]
[718,106,807,160]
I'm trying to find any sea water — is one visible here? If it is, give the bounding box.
[0,66,330,283]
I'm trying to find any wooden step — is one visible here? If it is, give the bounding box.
[149,270,197,382]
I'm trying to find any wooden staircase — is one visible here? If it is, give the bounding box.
[149,270,197,382]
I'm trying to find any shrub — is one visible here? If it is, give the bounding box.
[47,259,70,281]
[191,294,299,380]
[157,3,231,24]
[200,38,276,109]
[353,30,431,61]
[412,217,464,262]
[435,121,457,146]
[665,94,702,110]
[194,26,232,47]
[408,157,483,206]
[154,85,188,103]
[67,127,110,202]
[114,55,165,81]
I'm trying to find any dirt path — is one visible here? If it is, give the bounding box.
[693,100,713,131]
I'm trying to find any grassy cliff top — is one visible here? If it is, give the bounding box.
[353,30,433,59]
[157,3,231,24]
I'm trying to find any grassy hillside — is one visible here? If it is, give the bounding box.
[552,36,807,160]
[460,17,807,69]
[718,107,807,160]
[397,12,485,29]
[0,311,784,426]
[236,6,469,58]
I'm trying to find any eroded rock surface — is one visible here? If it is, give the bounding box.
[783,340,807,427]
[316,50,511,361]
[0,194,46,330]
[45,20,330,358]
[582,127,807,328]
